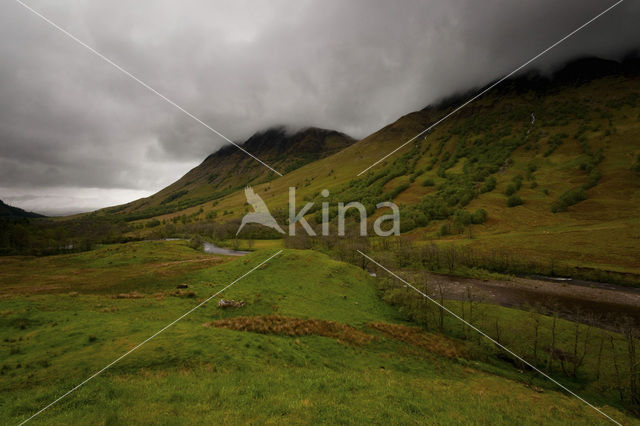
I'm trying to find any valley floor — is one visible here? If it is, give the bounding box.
[0,241,637,424]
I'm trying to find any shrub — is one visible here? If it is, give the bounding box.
[512,175,523,190]
[188,235,203,249]
[145,219,161,228]
[439,223,451,236]
[458,190,474,207]
[480,176,496,193]
[543,133,567,157]
[388,183,410,199]
[582,169,601,190]
[504,175,522,196]
[506,195,523,207]
[161,189,188,205]
[452,210,473,233]
[400,218,416,233]
[422,178,435,187]
[471,208,488,224]
[551,188,586,213]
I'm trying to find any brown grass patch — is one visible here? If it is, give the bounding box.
[113,291,145,299]
[205,315,373,346]
[368,322,465,359]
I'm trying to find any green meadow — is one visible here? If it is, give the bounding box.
[0,241,636,424]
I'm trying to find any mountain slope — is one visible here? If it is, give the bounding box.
[0,199,44,218]
[116,57,640,276]
[105,127,354,219]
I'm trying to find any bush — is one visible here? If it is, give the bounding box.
[506,195,523,207]
[480,176,496,193]
[188,235,203,250]
[512,175,523,189]
[388,183,410,199]
[504,184,517,196]
[161,189,188,205]
[543,133,567,157]
[471,208,488,224]
[551,188,586,213]
[504,175,523,196]
[422,178,435,187]
[439,223,451,236]
[582,169,601,190]
[452,210,473,233]
[400,218,416,233]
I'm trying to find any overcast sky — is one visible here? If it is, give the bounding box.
[1,0,639,215]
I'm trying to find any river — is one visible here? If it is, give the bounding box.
[202,242,249,256]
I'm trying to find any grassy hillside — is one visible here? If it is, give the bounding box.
[117,57,640,279]
[0,241,636,424]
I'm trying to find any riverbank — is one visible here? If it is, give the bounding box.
[403,271,640,330]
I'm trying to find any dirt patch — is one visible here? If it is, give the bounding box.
[204,315,373,346]
[368,322,465,359]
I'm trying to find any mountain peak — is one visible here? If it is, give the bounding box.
[114,126,355,218]
[208,126,354,160]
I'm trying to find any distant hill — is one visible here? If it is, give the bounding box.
[0,200,44,218]
[103,126,354,220]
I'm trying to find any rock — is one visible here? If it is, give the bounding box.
[218,299,246,308]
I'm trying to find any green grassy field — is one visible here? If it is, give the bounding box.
[0,241,637,424]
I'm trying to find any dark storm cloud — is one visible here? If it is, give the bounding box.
[0,0,639,214]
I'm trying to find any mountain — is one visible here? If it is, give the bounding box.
[113,56,640,279]
[0,199,44,218]
[104,126,354,220]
